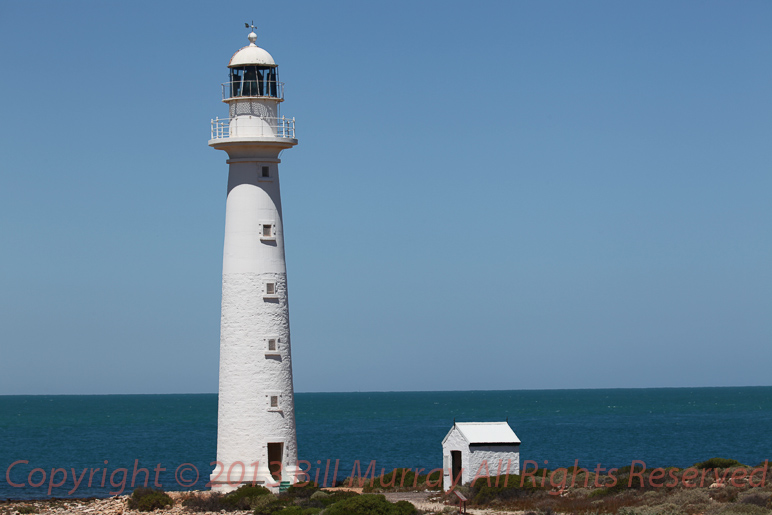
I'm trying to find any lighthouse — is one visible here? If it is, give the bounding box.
[209,26,299,491]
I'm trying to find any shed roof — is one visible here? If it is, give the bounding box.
[444,422,521,445]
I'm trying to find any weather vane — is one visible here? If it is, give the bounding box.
[245,21,257,32]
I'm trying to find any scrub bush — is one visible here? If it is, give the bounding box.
[277,507,321,515]
[710,486,741,503]
[127,488,174,512]
[251,493,286,515]
[617,463,648,475]
[710,504,770,515]
[617,505,677,515]
[183,485,271,512]
[181,492,226,512]
[324,494,416,515]
[222,484,271,509]
[666,488,711,506]
[362,469,442,492]
[316,489,360,507]
[469,475,539,505]
[739,493,768,507]
[696,458,745,470]
[281,483,318,500]
[309,491,328,501]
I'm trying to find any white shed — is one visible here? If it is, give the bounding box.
[441,422,521,491]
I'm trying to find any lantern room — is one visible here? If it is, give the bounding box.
[224,31,284,101]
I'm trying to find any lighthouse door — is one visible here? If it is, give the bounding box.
[267,443,284,481]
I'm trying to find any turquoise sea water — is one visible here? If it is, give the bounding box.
[1,387,770,500]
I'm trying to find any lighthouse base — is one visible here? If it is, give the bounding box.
[209,464,302,493]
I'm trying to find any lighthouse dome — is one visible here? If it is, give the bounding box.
[228,32,277,68]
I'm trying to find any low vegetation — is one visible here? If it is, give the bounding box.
[325,457,771,514]
[180,484,414,515]
[360,468,443,493]
[697,458,747,470]
[182,484,271,511]
[127,487,174,512]
[429,458,772,515]
[325,494,416,515]
[6,457,770,515]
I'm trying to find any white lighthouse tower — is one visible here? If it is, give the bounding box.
[209,26,299,491]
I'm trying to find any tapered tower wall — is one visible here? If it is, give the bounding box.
[209,31,299,491]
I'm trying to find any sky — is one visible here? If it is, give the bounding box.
[0,1,770,395]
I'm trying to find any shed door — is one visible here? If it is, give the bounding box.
[451,450,462,481]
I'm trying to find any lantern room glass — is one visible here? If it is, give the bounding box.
[229,66,279,98]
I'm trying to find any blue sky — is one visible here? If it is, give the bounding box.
[0,1,770,394]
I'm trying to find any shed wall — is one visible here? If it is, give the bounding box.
[442,428,468,491]
[467,445,520,485]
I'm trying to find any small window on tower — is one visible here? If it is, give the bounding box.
[265,337,280,356]
[261,166,270,178]
[265,282,276,296]
[260,223,275,241]
[266,392,282,411]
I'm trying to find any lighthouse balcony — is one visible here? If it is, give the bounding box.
[211,115,296,140]
[222,80,285,101]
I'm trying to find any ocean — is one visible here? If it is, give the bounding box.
[1,387,770,500]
